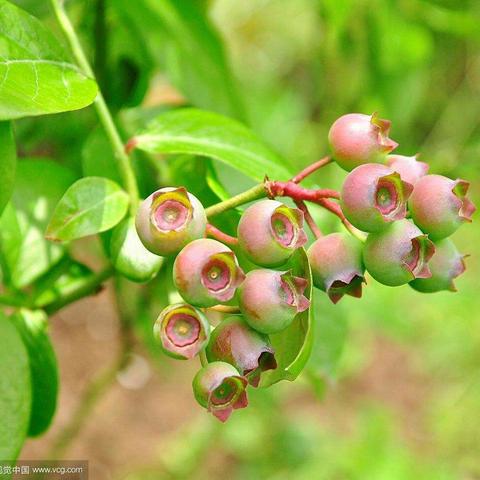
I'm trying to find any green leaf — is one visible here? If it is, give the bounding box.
[30,257,93,308]
[0,0,98,120]
[133,108,293,182]
[0,121,16,217]
[12,309,58,437]
[113,0,245,119]
[0,159,76,289]
[46,177,129,241]
[110,217,163,283]
[0,313,31,461]
[260,248,314,386]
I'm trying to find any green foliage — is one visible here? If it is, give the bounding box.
[261,248,314,386]
[110,217,164,283]
[0,0,98,119]
[12,309,58,437]
[0,159,76,289]
[46,176,129,241]
[0,313,31,462]
[133,108,292,182]
[0,121,16,216]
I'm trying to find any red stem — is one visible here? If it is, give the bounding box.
[291,156,332,184]
[206,224,239,246]
[294,200,322,239]
[266,181,339,202]
[317,199,366,240]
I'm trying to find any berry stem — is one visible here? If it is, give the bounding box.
[266,181,340,201]
[317,199,367,242]
[294,200,323,239]
[206,224,239,246]
[50,0,139,215]
[209,305,241,314]
[199,350,208,367]
[205,183,266,218]
[291,156,332,184]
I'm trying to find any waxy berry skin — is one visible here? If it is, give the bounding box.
[363,219,435,286]
[206,316,277,387]
[409,175,476,240]
[341,163,413,233]
[154,304,210,360]
[328,113,398,171]
[136,187,207,256]
[410,239,466,293]
[237,199,307,268]
[192,361,248,422]
[238,269,310,334]
[386,154,429,185]
[307,233,365,303]
[173,239,245,308]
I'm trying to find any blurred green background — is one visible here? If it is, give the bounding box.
[14,0,480,478]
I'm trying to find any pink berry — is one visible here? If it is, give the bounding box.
[307,233,365,303]
[385,154,429,185]
[154,304,210,360]
[238,269,310,334]
[173,239,245,307]
[328,113,398,171]
[341,163,413,232]
[237,199,307,267]
[409,175,476,240]
[136,187,207,256]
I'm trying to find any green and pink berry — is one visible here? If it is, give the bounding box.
[192,362,248,422]
[238,269,309,334]
[153,303,210,360]
[173,238,245,308]
[136,187,207,256]
[328,113,398,171]
[307,233,365,303]
[237,199,307,268]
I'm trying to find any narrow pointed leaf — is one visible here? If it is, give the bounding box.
[260,248,314,386]
[12,309,58,437]
[0,313,31,462]
[132,108,293,182]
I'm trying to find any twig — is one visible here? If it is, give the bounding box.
[43,266,115,315]
[47,283,134,461]
[50,0,139,214]
[206,224,238,246]
[318,199,367,242]
[266,181,339,201]
[294,200,322,239]
[291,156,332,184]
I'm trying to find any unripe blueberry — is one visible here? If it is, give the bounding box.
[307,233,365,303]
[135,187,207,256]
[385,154,429,185]
[237,199,307,268]
[192,361,248,422]
[363,219,435,286]
[410,239,466,293]
[328,113,398,171]
[408,175,476,240]
[173,239,245,307]
[206,316,277,387]
[238,270,310,334]
[153,304,210,360]
[341,163,413,232]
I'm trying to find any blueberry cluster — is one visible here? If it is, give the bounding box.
[324,113,475,294]
[134,112,475,422]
